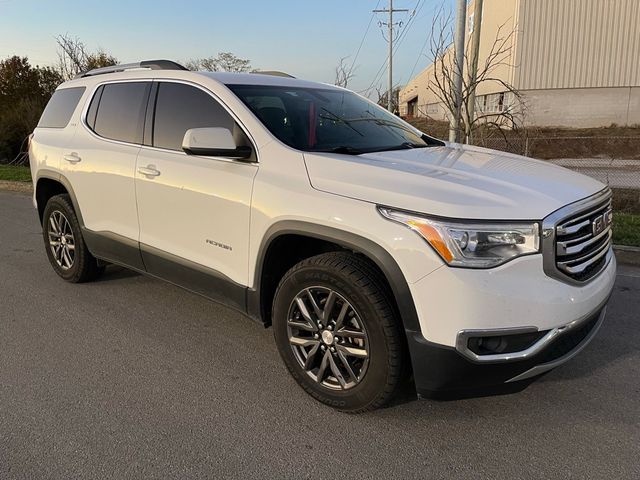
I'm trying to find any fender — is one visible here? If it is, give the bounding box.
[35,169,86,227]
[248,220,421,333]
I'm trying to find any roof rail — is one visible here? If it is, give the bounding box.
[251,70,296,78]
[76,60,188,79]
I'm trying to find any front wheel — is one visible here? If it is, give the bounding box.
[272,252,405,412]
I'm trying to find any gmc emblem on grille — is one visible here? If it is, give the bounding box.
[592,210,613,236]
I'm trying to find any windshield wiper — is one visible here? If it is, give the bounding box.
[316,146,364,155]
[319,108,364,137]
[385,142,425,151]
[359,142,423,154]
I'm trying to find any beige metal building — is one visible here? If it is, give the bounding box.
[399,0,640,128]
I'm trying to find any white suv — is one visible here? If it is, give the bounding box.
[29,60,616,412]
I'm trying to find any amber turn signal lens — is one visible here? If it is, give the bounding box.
[407,220,454,263]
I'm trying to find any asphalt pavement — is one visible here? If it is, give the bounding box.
[0,190,638,479]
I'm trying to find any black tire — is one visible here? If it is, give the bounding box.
[42,194,104,283]
[272,252,405,413]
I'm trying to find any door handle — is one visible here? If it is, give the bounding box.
[138,165,161,177]
[63,153,81,163]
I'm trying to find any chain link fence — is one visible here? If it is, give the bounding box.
[474,136,640,191]
[475,135,640,246]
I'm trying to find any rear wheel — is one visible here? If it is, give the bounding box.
[42,194,103,283]
[273,252,405,412]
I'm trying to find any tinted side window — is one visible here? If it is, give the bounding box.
[153,82,235,151]
[38,87,85,128]
[85,85,103,130]
[93,82,150,144]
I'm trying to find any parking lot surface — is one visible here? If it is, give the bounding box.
[1,190,638,479]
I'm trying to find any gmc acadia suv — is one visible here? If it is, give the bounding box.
[29,60,616,412]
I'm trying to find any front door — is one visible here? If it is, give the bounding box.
[134,81,257,307]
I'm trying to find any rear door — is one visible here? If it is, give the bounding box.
[62,81,151,268]
[135,81,257,304]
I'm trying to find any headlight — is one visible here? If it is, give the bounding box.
[378,207,540,268]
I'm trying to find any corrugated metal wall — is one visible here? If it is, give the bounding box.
[515,0,640,90]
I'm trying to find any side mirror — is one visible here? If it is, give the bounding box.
[182,127,252,160]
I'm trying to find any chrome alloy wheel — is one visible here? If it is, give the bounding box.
[287,286,369,390]
[47,210,75,270]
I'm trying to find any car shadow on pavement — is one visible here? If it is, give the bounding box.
[94,264,141,283]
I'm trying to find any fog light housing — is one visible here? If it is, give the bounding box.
[467,330,548,356]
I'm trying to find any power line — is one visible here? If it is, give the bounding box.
[362,15,410,94]
[392,0,425,54]
[406,33,431,83]
[393,0,427,84]
[362,0,423,97]
[348,0,381,76]
[373,0,410,111]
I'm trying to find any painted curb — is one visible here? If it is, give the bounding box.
[0,180,32,194]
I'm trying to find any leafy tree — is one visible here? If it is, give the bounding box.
[186,52,252,72]
[0,56,63,161]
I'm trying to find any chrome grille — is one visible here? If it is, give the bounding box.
[542,189,613,284]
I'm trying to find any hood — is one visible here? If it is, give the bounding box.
[303,144,606,220]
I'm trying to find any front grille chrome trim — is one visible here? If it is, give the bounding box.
[556,200,610,232]
[556,228,609,256]
[556,219,590,236]
[542,188,613,285]
[557,233,612,274]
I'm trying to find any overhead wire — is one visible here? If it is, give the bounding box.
[361,0,425,96]
[348,0,382,77]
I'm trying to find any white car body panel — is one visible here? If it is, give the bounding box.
[304,145,605,220]
[136,145,257,285]
[64,125,141,241]
[410,254,616,347]
[246,142,446,288]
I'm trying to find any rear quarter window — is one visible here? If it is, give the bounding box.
[37,87,86,128]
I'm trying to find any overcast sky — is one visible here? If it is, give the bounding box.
[0,0,454,94]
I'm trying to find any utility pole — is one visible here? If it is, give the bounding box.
[450,0,467,142]
[466,0,484,143]
[374,0,409,113]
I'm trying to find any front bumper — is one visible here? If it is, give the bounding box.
[409,252,616,348]
[404,250,616,397]
[407,304,608,398]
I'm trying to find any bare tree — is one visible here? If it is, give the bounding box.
[334,56,355,88]
[426,10,525,145]
[186,52,252,72]
[375,85,401,114]
[56,34,117,80]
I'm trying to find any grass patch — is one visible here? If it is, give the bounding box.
[613,212,640,247]
[0,165,32,182]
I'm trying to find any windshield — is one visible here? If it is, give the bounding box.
[228,84,435,154]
